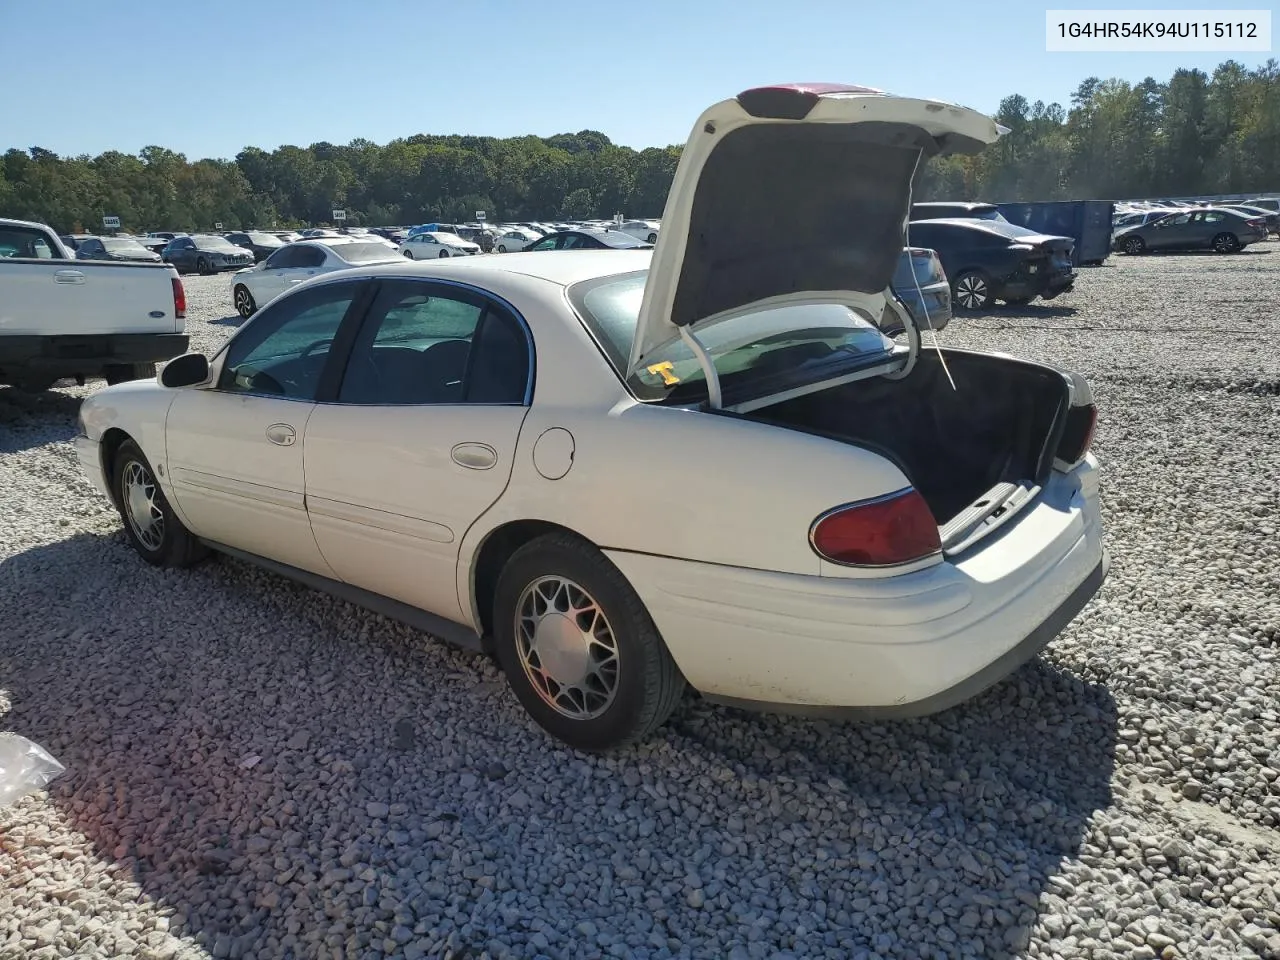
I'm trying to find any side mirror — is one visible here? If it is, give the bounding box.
[161,353,210,388]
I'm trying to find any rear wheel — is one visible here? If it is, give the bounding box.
[438,249,450,258]
[493,533,685,751]
[1212,232,1240,254]
[111,439,208,567]
[233,284,256,319]
[952,270,993,311]
[497,244,508,253]
[647,233,658,243]
[104,363,156,385]
[1123,235,1146,255]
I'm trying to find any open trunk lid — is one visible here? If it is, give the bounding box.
[627,83,1004,381]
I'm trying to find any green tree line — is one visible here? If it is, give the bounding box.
[3,60,1277,234]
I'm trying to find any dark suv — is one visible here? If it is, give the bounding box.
[454,226,495,252]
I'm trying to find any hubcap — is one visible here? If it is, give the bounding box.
[122,460,164,551]
[956,275,986,309]
[515,576,619,719]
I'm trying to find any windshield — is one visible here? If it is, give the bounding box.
[568,269,896,403]
[332,242,402,263]
[102,238,148,252]
[193,236,241,251]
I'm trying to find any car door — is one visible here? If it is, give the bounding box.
[303,278,533,622]
[1148,212,1192,250]
[251,245,302,302]
[164,279,370,575]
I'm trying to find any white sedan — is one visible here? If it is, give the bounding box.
[612,220,661,243]
[73,84,1106,750]
[397,232,481,260]
[494,228,541,253]
[231,238,403,318]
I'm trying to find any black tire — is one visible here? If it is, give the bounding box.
[952,270,993,311]
[493,533,685,751]
[104,363,156,386]
[647,233,658,244]
[111,439,208,568]
[402,250,414,259]
[233,284,256,319]
[438,249,450,258]
[196,256,211,275]
[1212,232,1241,254]
[497,244,508,253]
[1123,235,1146,255]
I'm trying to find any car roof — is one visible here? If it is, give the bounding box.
[332,249,653,288]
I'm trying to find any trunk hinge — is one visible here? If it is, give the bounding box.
[679,325,722,409]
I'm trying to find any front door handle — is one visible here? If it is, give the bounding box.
[451,442,497,470]
[54,270,86,284]
[265,423,296,446]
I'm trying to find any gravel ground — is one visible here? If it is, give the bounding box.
[3,247,1280,960]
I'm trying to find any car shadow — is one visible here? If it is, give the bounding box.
[1126,248,1272,258]
[208,313,245,328]
[1,531,1115,960]
[961,304,1079,320]
[0,387,82,452]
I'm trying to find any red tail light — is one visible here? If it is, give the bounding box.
[810,489,941,567]
[1057,403,1098,465]
[171,277,186,319]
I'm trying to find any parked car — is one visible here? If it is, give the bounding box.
[137,236,171,256]
[911,202,1006,222]
[494,228,541,253]
[225,231,287,262]
[454,226,496,252]
[1244,198,1280,213]
[1113,208,1267,255]
[162,235,255,275]
[272,231,304,243]
[75,236,163,263]
[397,232,482,259]
[146,231,188,242]
[71,84,1105,751]
[885,247,951,334]
[1112,209,1175,237]
[0,218,187,391]
[612,220,661,243]
[231,238,405,317]
[526,229,653,251]
[906,219,1076,309]
[299,228,342,239]
[59,234,95,255]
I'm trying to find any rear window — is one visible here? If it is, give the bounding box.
[331,242,401,263]
[569,270,896,403]
[893,249,944,288]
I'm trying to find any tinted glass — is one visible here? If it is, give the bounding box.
[102,238,148,252]
[263,247,297,269]
[294,246,327,267]
[0,226,56,258]
[219,282,359,400]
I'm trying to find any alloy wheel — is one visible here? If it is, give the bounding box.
[1212,232,1239,253]
[955,273,989,310]
[514,576,620,720]
[234,286,253,318]
[122,460,165,552]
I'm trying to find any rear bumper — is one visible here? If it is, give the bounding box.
[997,269,1076,301]
[606,462,1106,716]
[0,334,188,377]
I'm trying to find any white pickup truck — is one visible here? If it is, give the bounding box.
[0,218,189,391]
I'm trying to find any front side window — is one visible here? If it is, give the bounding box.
[263,247,297,269]
[338,281,530,405]
[219,282,361,400]
[528,236,558,251]
[0,226,57,258]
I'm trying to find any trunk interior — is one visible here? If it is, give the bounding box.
[741,350,1070,528]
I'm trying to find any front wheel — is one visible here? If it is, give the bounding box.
[111,439,208,567]
[438,249,450,258]
[233,284,256,319]
[196,256,212,276]
[1123,235,1146,255]
[497,244,508,253]
[402,250,414,259]
[1212,232,1241,254]
[104,363,156,385]
[493,533,685,751]
[647,233,657,244]
[952,270,993,311]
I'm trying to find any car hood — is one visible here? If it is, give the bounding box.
[627,83,1003,376]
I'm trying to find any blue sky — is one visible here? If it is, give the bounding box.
[1,1,1273,159]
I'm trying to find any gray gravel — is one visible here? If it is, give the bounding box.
[3,248,1280,960]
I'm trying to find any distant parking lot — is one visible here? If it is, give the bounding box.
[3,247,1280,959]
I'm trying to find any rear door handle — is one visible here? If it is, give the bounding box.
[54,270,86,284]
[265,423,296,446]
